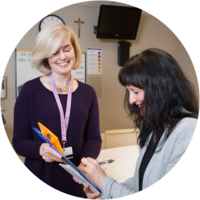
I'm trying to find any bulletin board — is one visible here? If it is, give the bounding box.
[15,49,86,98]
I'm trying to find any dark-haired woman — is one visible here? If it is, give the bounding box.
[74,48,199,199]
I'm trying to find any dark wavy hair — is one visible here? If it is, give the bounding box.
[118,48,199,148]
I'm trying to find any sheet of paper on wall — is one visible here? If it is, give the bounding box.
[87,48,102,74]
[72,53,86,83]
[59,164,101,194]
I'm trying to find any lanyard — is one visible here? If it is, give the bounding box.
[48,74,72,144]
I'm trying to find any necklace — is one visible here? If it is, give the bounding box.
[48,82,69,93]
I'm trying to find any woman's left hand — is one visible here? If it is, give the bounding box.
[83,184,102,199]
[79,157,107,190]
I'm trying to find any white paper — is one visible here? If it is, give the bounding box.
[87,48,102,74]
[71,53,86,83]
[59,164,98,193]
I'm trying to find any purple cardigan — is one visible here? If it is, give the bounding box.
[13,77,102,197]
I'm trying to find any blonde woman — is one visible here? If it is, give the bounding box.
[13,25,102,197]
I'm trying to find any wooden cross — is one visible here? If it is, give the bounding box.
[74,18,84,38]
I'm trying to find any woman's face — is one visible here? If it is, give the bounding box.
[47,38,75,76]
[126,85,145,116]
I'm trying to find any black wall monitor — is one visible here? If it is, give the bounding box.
[97,5,142,40]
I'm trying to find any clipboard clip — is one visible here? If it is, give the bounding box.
[36,122,65,156]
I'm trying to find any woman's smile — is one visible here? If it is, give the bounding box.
[48,39,75,76]
[57,61,70,66]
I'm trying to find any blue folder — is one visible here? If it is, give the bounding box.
[32,127,102,195]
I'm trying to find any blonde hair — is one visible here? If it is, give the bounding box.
[32,24,82,74]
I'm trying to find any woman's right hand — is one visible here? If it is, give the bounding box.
[83,184,102,199]
[39,143,62,162]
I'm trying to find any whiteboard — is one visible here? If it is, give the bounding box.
[15,49,86,97]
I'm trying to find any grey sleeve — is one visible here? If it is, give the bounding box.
[101,176,135,199]
[121,177,135,190]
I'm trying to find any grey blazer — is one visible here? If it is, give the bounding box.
[101,118,197,199]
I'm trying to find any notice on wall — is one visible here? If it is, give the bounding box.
[15,49,43,97]
[71,53,86,83]
[87,48,102,74]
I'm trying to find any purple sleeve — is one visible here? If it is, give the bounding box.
[80,89,102,159]
[12,84,43,160]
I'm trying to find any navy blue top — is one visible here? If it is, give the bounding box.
[13,77,102,197]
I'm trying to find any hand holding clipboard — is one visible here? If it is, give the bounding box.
[33,122,102,195]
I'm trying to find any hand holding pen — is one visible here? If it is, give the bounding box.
[73,158,115,199]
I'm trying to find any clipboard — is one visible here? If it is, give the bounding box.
[32,122,102,195]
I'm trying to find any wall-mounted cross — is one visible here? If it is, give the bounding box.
[74,18,84,38]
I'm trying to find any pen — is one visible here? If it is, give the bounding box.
[99,159,115,165]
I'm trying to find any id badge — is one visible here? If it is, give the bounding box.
[63,146,73,159]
